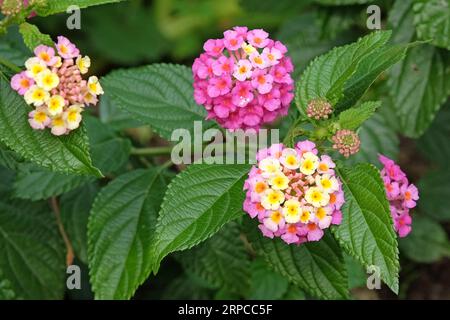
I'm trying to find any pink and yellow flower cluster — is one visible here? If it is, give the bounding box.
[192,26,294,131]
[379,155,418,238]
[244,141,344,245]
[10,36,104,136]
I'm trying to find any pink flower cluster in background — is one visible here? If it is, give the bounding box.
[192,26,294,131]
[10,36,104,136]
[244,141,344,245]
[0,0,35,17]
[379,155,419,238]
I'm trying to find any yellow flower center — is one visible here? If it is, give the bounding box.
[53,117,64,126]
[271,211,282,223]
[321,179,332,189]
[254,181,267,193]
[300,211,310,223]
[68,111,78,122]
[312,191,322,202]
[40,52,50,62]
[316,207,326,220]
[34,112,46,122]
[286,155,297,166]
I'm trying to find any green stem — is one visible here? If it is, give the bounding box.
[0,57,21,73]
[283,117,306,146]
[131,146,173,156]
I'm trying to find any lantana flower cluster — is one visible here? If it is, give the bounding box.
[10,36,104,136]
[244,141,344,245]
[379,155,418,238]
[0,0,37,17]
[193,26,294,131]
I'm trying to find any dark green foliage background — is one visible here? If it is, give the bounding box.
[0,0,449,300]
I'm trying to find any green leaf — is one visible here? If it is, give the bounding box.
[99,95,142,131]
[0,27,29,66]
[314,0,372,5]
[277,11,355,77]
[152,164,251,272]
[60,183,99,263]
[338,101,381,130]
[334,43,410,112]
[388,0,450,138]
[102,63,215,140]
[0,199,65,299]
[389,0,416,44]
[88,168,171,299]
[176,222,250,295]
[334,163,399,293]
[388,45,450,137]
[399,215,450,263]
[0,142,23,170]
[0,268,16,300]
[418,103,450,168]
[345,254,367,289]
[344,110,399,165]
[0,166,15,195]
[295,31,391,116]
[418,169,450,221]
[12,164,91,201]
[35,0,124,16]
[245,220,349,300]
[247,257,290,300]
[161,275,213,300]
[413,0,450,50]
[18,23,53,51]
[84,115,131,174]
[0,78,102,177]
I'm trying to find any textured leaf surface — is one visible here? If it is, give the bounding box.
[84,115,131,174]
[153,164,251,271]
[35,0,124,16]
[399,215,450,263]
[99,95,142,131]
[18,23,53,51]
[388,45,450,137]
[334,43,409,112]
[61,183,99,263]
[245,221,349,300]
[337,101,381,130]
[177,223,250,295]
[0,200,65,299]
[295,31,391,116]
[413,0,450,50]
[247,258,290,300]
[388,0,450,137]
[0,143,23,170]
[0,78,102,176]
[12,164,91,201]
[88,168,171,299]
[0,28,28,65]
[334,164,399,293]
[0,268,16,299]
[102,64,214,140]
